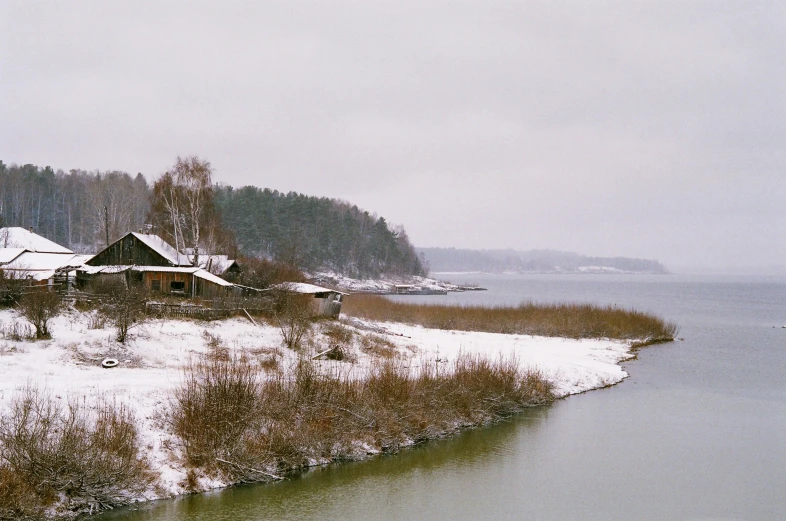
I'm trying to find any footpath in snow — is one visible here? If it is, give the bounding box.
[0,308,633,499]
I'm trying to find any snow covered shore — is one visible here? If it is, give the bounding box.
[0,307,633,502]
[311,272,465,293]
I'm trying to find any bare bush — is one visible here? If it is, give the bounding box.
[274,291,313,350]
[87,311,106,330]
[0,272,25,308]
[0,320,35,341]
[169,353,262,470]
[98,282,148,343]
[16,289,62,339]
[359,333,399,358]
[166,352,555,484]
[235,256,306,289]
[0,386,152,518]
[0,465,44,521]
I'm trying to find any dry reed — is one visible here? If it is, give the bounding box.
[343,294,677,342]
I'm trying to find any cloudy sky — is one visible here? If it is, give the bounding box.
[2,1,784,271]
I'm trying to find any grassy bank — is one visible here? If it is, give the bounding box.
[168,352,554,487]
[343,294,677,342]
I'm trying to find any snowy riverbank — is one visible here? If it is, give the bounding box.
[0,307,634,505]
[310,272,466,293]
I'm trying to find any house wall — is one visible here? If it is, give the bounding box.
[142,272,194,296]
[312,293,342,318]
[194,277,234,299]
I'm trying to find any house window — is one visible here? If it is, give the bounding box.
[151,279,161,291]
[170,281,185,293]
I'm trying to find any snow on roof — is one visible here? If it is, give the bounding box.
[71,254,94,265]
[0,248,25,265]
[2,252,84,271]
[193,268,234,287]
[130,232,192,266]
[0,227,73,254]
[187,254,236,274]
[80,265,233,288]
[79,265,134,275]
[276,282,346,295]
[1,252,88,280]
[130,266,200,274]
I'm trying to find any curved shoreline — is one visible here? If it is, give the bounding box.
[0,309,637,518]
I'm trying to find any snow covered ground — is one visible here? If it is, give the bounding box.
[0,307,634,500]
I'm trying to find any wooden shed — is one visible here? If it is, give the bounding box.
[275,282,347,318]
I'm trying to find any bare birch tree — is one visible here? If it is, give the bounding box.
[150,156,217,264]
[171,156,212,266]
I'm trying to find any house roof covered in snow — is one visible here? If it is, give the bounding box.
[0,227,73,254]
[80,265,234,288]
[193,268,234,287]
[0,252,88,280]
[0,248,26,265]
[275,282,346,295]
[130,232,192,266]
[186,253,237,274]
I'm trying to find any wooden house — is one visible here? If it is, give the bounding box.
[81,232,238,298]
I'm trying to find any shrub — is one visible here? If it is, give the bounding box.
[0,466,44,521]
[0,272,25,308]
[235,257,306,289]
[16,289,62,339]
[274,291,313,350]
[169,353,262,469]
[166,352,555,484]
[98,282,148,343]
[0,386,152,518]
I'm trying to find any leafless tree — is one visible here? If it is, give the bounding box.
[149,156,217,264]
[274,288,313,350]
[16,289,62,339]
[171,156,212,266]
[99,282,148,343]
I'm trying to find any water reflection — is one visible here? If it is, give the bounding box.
[99,408,552,521]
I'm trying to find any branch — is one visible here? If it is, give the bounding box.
[215,458,285,481]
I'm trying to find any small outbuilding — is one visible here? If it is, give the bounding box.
[275,282,347,318]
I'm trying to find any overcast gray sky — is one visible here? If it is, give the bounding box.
[2,1,784,272]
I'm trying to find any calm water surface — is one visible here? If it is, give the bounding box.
[100,274,786,520]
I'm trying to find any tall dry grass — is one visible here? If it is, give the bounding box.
[166,353,555,485]
[343,294,677,342]
[0,386,152,520]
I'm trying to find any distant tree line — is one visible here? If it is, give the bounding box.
[0,161,149,253]
[0,160,424,278]
[214,186,425,278]
[418,247,669,274]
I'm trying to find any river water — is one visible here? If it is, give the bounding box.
[100,274,786,520]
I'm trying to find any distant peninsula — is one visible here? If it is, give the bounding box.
[418,247,669,274]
